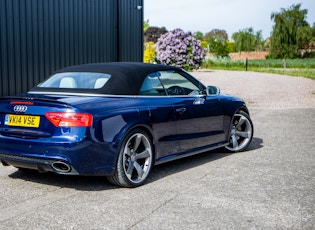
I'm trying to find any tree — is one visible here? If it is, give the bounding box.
[144,26,168,43]
[208,38,229,57]
[297,26,312,50]
[156,28,206,71]
[203,29,229,56]
[143,20,150,32]
[232,28,254,52]
[254,30,264,51]
[193,31,204,41]
[226,41,235,53]
[232,27,264,52]
[312,23,315,40]
[269,4,312,58]
[204,29,228,43]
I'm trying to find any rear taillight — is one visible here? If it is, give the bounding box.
[45,112,92,127]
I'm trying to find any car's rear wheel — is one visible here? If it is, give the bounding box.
[107,129,154,187]
[225,111,253,152]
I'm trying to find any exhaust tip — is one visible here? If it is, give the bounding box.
[51,161,71,173]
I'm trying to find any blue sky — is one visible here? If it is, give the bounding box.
[144,0,315,40]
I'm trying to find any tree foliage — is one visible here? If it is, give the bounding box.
[268,4,312,59]
[312,23,315,40]
[143,42,156,63]
[203,29,230,57]
[156,28,206,71]
[143,20,150,32]
[232,27,264,52]
[193,31,204,41]
[204,29,228,43]
[226,41,235,53]
[144,26,168,43]
[208,38,229,57]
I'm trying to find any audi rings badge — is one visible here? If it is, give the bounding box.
[13,105,28,113]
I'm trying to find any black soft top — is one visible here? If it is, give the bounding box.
[30,62,181,95]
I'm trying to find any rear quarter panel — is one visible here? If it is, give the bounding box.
[72,96,179,163]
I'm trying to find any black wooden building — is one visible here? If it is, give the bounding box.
[0,0,143,97]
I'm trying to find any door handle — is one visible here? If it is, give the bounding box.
[176,107,186,114]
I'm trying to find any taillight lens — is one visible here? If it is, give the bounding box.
[45,112,92,127]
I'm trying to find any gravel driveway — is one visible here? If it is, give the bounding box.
[193,70,315,108]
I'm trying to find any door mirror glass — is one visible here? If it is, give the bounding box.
[207,86,220,95]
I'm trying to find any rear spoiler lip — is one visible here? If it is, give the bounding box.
[0,94,70,105]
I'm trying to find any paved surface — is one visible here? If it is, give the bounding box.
[194,70,315,108]
[0,71,314,229]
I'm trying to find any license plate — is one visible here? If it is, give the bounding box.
[5,114,40,128]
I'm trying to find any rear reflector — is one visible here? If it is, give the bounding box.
[45,112,92,127]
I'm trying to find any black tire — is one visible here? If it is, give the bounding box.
[107,129,154,187]
[225,111,254,152]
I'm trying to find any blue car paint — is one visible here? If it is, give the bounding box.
[0,91,246,176]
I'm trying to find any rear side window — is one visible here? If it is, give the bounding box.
[38,72,111,89]
[139,72,166,96]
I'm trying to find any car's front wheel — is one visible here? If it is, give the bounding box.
[107,129,154,187]
[225,111,253,152]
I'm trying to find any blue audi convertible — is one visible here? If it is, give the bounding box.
[0,62,253,187]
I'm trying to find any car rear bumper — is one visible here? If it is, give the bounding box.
[0,152,79,175]
[0,140,117,176]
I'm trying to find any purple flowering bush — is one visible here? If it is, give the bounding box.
[156,28,206,71]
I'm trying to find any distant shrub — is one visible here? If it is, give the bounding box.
[226,41,235,53]
[200,41,208,50]
[143,42,156,63]
[302,51,315,58]
[155,28,206,71]
[144,26,168,43]
[202,56,242,69]
[202,56,315,69]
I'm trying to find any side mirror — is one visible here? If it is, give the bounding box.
[207,86,220,96]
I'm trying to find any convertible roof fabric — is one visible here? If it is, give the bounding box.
[31,62,181,95]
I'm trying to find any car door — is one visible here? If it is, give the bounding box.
[172,95,225,152]
[138,73,179,161]
[158,71,226,152]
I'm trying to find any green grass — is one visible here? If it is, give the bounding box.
[201,58,315,80]
[252,68,315,79]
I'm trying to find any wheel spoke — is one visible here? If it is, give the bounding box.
[124,147,131,157]
[236,116,246,129]
[126,160,134,177]
[236,130,250,138]
[133,161,144,178]
[133,134,142,151]
[135,149,150,160]
[231,134,238,149]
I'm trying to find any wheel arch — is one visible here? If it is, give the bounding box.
[227,104,250,130]
[112,122,156,166]
[107,123,156,187]
[225,107,254,152]
[236,105,250,116]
